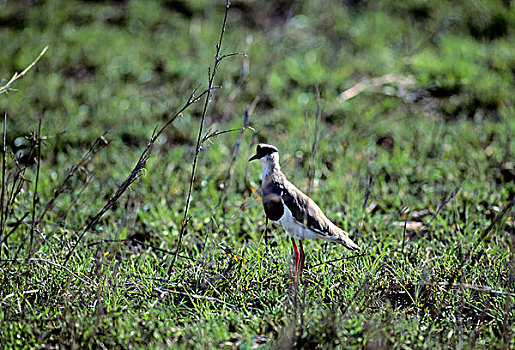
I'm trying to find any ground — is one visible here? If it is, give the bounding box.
[0,0,514,348]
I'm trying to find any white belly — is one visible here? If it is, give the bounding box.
[273,200,319,241]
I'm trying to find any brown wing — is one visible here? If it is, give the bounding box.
[282,181,361,252]
[281,181,331,235]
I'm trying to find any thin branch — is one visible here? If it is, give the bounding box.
[436,281,515,298]
[217,52,247,63]
[427,172,469,226]
[86,238,178,256]
[28,119,42,258]
[202,127,247,144]
[309,252,366,268]
[168,0,233,273]
[480,197,515,241]
[219,101,255,214]
[55,172,94,223]
[1,212,30,248]
[0,46,48,95]
[38,132,110,223]
[359,173,374,237]
[2,257,94,288]
[0,112,6,258]
[62,88,211,266]
[155,286,235,307]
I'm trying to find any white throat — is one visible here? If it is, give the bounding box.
[259,154,281,179]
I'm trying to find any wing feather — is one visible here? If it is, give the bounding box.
[281,180,360,252]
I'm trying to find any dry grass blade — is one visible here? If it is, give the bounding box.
[337,73,414,102]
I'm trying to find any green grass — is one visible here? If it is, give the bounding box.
[0,0,514,348]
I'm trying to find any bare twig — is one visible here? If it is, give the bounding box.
[155,286,235,307]
[435,281,515,298]
[38,132,110,223]
[228,94,261,207]
[0,112,6,258]
[0,46,48,95]
[28,119,42,258]
[307,85,321,195]
[1,212,30,247]
[202,127,245,144]
[401,217,407,262]
[168,0,234,273]
[86,238,178,256]
[1,257,94,289]
[217,52,247,62]
[480,197,515,241]
[310,252,365,268]
[62,87,212,265]
[360,173,374,233]
[427,172,469,226]
[219,107,252,213]
[56,172,94,223]
[1,133,38,266]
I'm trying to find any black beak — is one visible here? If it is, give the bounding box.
[248,153,259,162]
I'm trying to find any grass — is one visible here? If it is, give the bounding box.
[0,0,514,348]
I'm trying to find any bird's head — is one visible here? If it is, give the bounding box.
[248,143,279,168]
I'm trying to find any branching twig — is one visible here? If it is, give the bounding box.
[0,112,6,258]
[62,87,212,265]
[168,0,234,273]
[0,46,48,95]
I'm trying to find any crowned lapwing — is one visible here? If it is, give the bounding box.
[249,143,360,283]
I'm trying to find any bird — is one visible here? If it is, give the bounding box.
[249,143,360,284]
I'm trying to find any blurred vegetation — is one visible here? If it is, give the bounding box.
[0,0,514,348]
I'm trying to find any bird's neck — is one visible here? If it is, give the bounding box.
[261,161,281,179]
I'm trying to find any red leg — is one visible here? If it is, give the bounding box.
[298,240,305,277]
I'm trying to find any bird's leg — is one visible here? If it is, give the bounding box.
[291,237,299,285]
[298,240,305,277]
